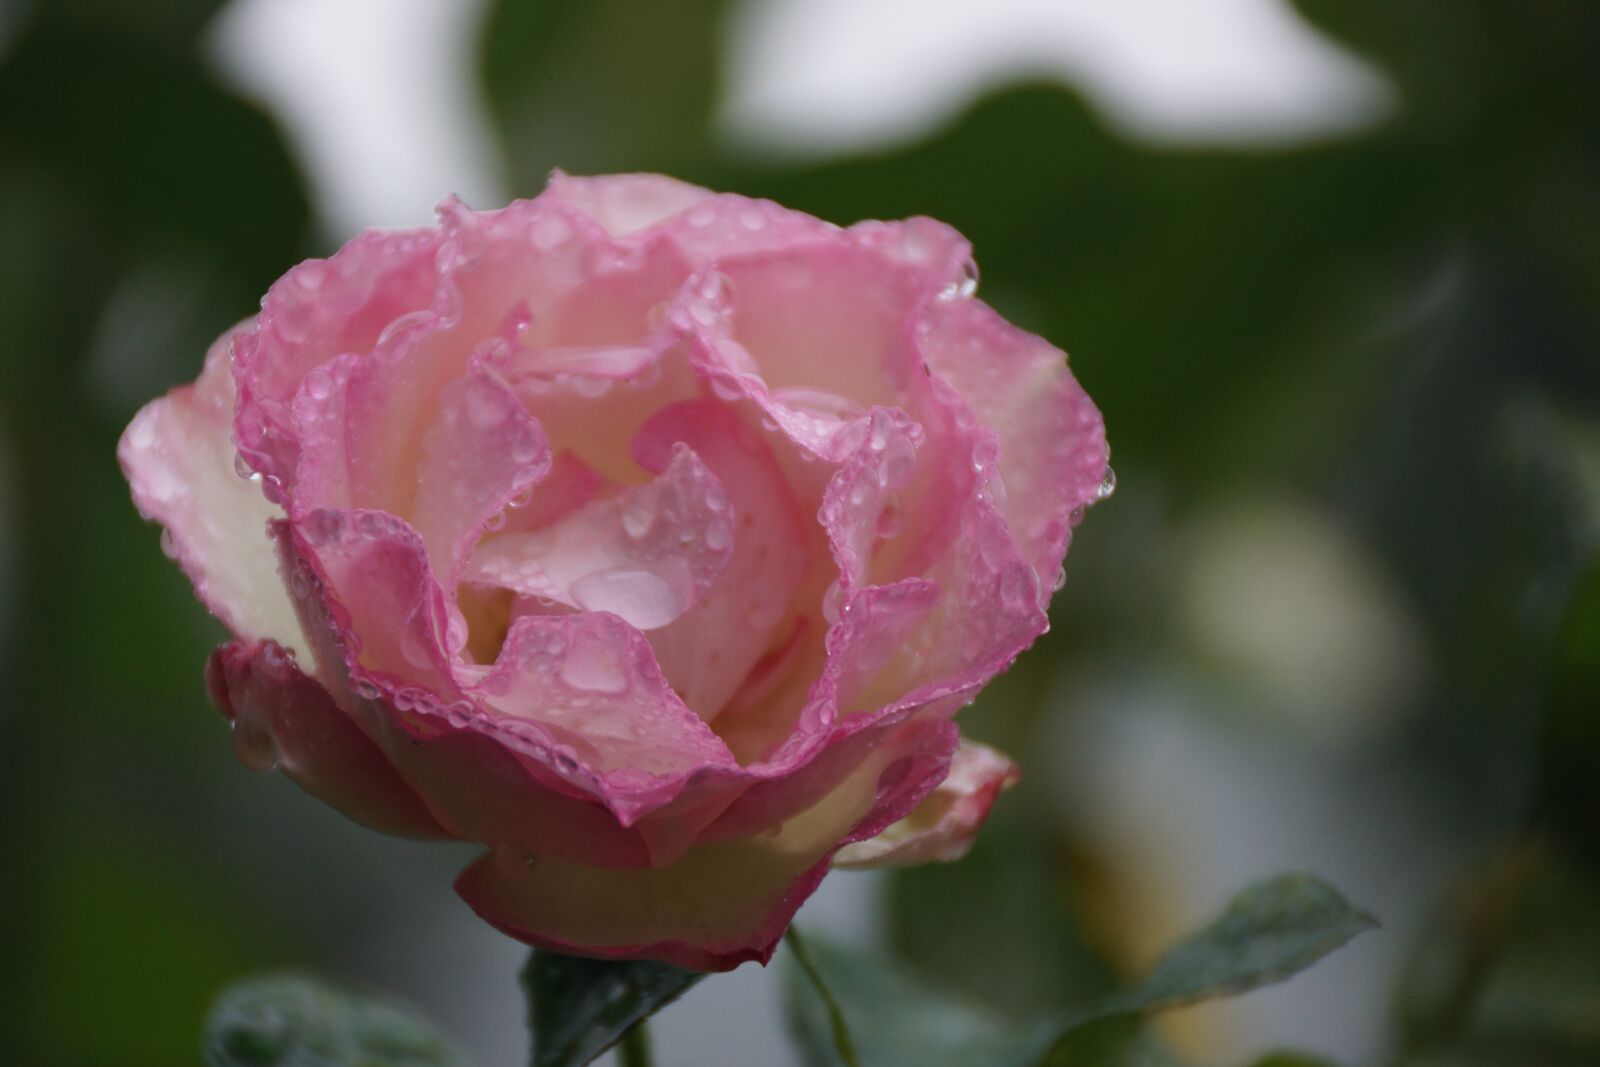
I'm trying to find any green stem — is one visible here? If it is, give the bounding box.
[784,927,862,1067]
[617,1019,653,1067]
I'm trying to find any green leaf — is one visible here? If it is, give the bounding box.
[203,973,471,1067]
[786,874,1374,1067]
[522,949,706,1067]
[1070,873,1378,1024]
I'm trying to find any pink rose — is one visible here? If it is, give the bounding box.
[119,173,1108,971]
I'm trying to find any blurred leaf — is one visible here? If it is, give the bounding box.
[522,950,705,1067]
[1077,873,1376,1020]
[788,874,1372,1067]
[479,0,733,189]
[204,973,471,1067]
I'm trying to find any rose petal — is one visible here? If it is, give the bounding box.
[631,400,811,722]
[916,297,1109,584]
[455,715,957,971]
[411,366,552,582]
[464,445,733,631]
[833,739,1019,868]
[289,508,458,692]
[206,639,449,839]
[498,450,608,536]
[474,612,737,782]
[234,227,443,490]
[118,325,305,650]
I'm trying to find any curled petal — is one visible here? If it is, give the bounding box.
[833,740,1019,868]
[916,297,1109,584]
[206,639,449,839]
[118,325,304,650]
[411,366,552,582]
[234,227,443,490]
[631,400,812,722]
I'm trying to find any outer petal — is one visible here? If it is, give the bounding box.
[275,519,659,868]
[915,297,1109,583]
[206,639,449,839]
[833,740,1019,868]
[118,324,305,651]
[455,714,958,971]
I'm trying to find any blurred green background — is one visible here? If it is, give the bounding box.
[2,1,1597,1064]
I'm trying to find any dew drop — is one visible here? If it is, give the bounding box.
[570,375,613,398]
[232,715,280,772]
[159,528,179,559]
[531,213,572,250]
[1094,464,1117,502]
[303,368,334,402]
[821,579,845,625]
[705,517,732,552]
[571,568,685,631]
[465,383,505,429]
[938,258,980,301]
[621,494,657,540]
[876,502,902,540]
[555,635,632,695]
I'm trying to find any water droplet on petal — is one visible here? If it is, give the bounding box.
[465,383,505,429]
[233,715,280,772]
[570,567,686,631]
[531,213,572,250]
[876,503,902,540]
[303,368,334,402]
[821,579,845,625]
[1095,464,1117,502]
[621,494,657,540]
[938,258,980,301]
[560,630,633,697]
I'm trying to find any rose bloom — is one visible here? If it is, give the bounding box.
[119,173,1108,971]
